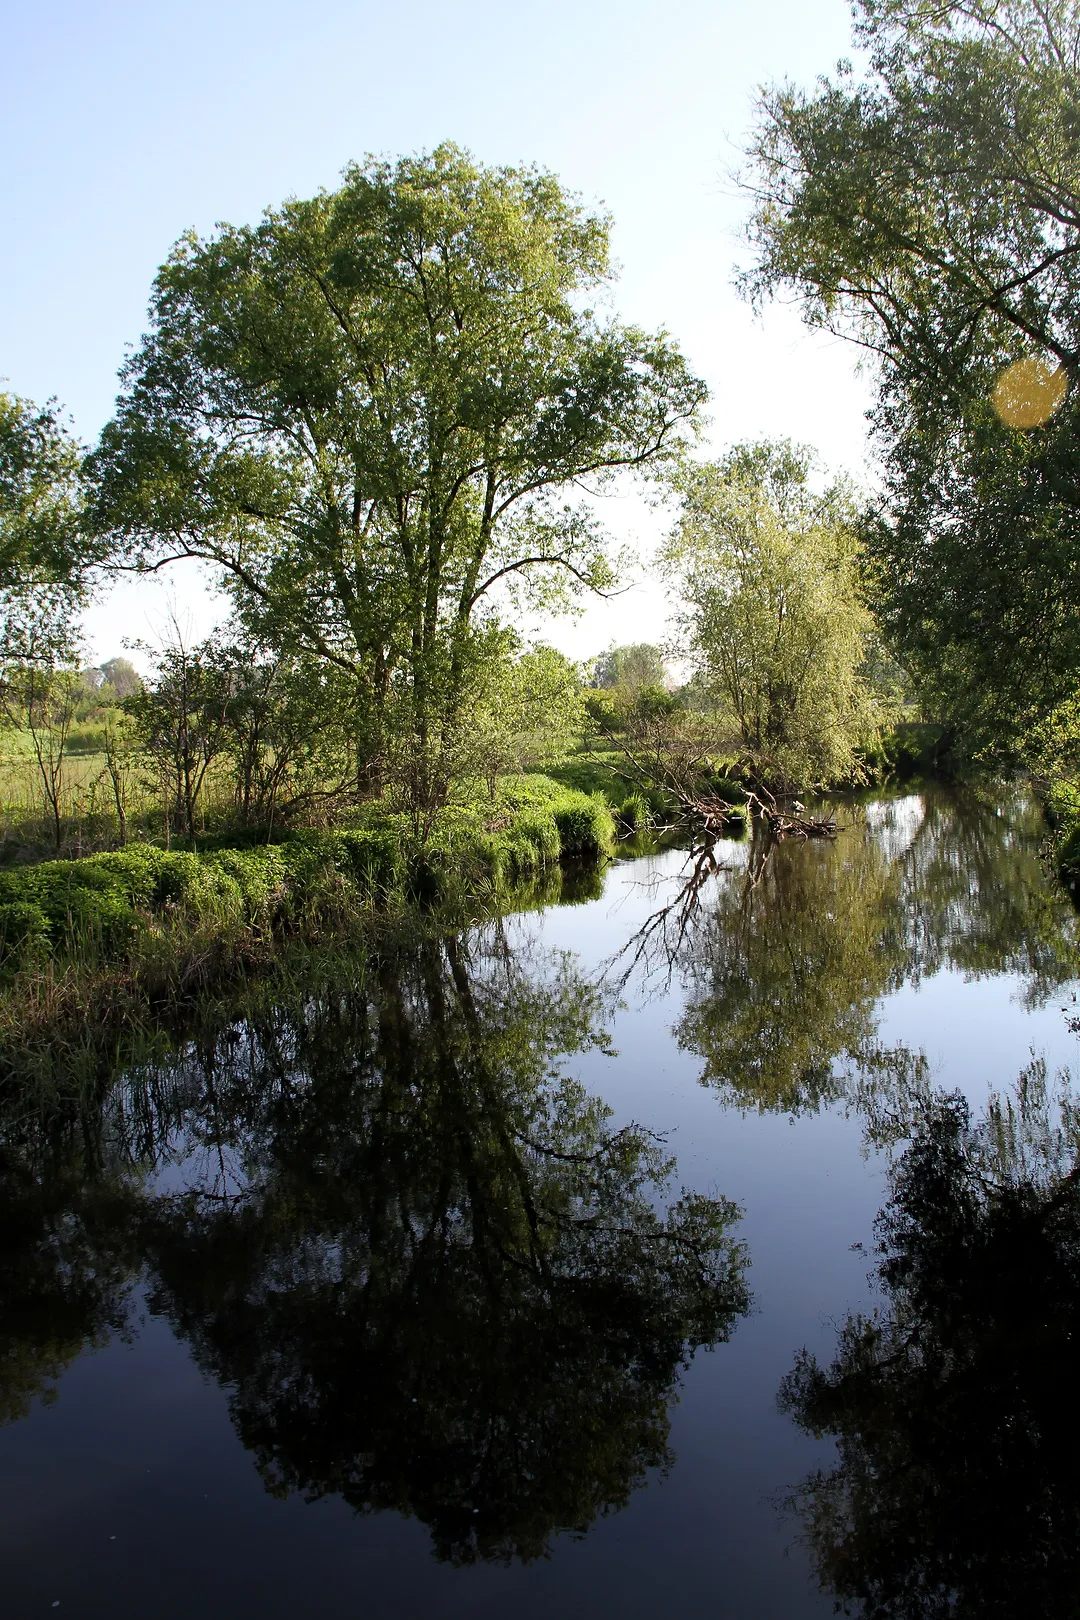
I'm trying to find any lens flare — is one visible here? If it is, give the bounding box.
[991,357,1067,427]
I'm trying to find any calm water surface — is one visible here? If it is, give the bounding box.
[4,783,1080,1618]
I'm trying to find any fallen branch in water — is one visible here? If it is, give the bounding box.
[744,788,837,840]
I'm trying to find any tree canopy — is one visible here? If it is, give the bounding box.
[741,0,1080,754]
[664,441,880,789]
[90,145,705,797]
[0,390,87,663]
[591,642,667,693]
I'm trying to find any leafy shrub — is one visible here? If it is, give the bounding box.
[0,858,146,952]
[703,771,747,805]
[0,776,612,972]
[203,847,288,919]
[63,724,108,755]
[1045,780,1080,883]
[553,795,616,859]
[0,901,49,976]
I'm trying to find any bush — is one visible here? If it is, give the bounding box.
[1045,780,1080,884]
[553,795,616,859]
[0,857,147,953]
[63,724,108,755]
[702,770,747,805]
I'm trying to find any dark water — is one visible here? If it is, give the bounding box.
[4,783,1080,1619]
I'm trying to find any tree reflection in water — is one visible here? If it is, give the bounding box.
[780,1062,1080,1618]
[665,785,1080,1122]
[0,928,749,1565]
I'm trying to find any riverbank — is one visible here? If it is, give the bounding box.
[0,774,617,1068]
[1042,779,1080,888]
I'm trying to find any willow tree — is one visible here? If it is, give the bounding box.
[741,0,1080,754]
[665,441,880,791]
[90,145,705,802]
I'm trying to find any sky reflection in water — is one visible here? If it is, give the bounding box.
[2,783,1079,1618]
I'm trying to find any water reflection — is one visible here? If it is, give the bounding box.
[0,1150,138,1425]
[0,930,749,1564]
[669,785,1080,1121]
[4,783,1080,1598]
[780,1063,1080,1618]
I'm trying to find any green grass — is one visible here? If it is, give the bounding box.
[0,773,616,980]
[540,749,630,805]
[539,748,683,828]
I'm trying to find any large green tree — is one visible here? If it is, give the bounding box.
[664,441,880,790]
[90,145,705,797]
[741,0,1080,755]
[0,390,87,663]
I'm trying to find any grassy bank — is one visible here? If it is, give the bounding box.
[1042,780,1080,889]
[0,775,615,1056]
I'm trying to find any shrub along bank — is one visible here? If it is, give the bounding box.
[1042,780,1080,888]
[0,774,616,983]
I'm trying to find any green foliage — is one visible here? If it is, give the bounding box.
[63,722,108,755]
[665,441,883,791]
[214,644,356,828]
[1043,779,1080,884]
[591,642,667,693]
[0,775,613,976]
[741,0,1080,755]
[0,390,90,669]
[875,722,949,780]
[540,749,628,806]
[124,632,232,839]
[552,794,616,859]
[469,641,587,795]
[618,792,651,830]
[1027,692,1080,781]
[701,770,746,805]
[0,391,85,583]
[381,631,588,827]
[91,145,705,806]
[97,657,141,699]
[0,900,49,975]
[0,662,83,848]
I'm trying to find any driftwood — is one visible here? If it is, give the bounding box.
[744,789,837,841]
[589,729,837,844]
[677,786,837,843]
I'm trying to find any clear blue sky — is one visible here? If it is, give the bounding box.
[1,0,872,662]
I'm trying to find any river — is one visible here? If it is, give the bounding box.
[3,782,1079,1618]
